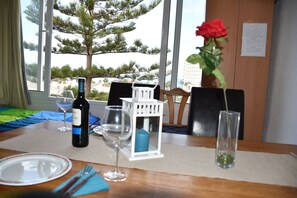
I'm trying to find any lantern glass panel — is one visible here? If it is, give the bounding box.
[135,116,160,152]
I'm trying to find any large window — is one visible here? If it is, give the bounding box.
[167,0,205,91]
[21,0,46,91]
[50,0,165,99]
[21,0,205,109]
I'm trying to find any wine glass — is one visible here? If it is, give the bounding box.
[56,89,74,132]
[101,105,132,182]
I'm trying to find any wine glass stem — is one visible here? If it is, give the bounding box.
[63,110,67,128]
[114,144,120,172]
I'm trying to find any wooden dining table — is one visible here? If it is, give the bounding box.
[0,121,297,198]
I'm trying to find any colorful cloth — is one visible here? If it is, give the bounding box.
[0,107,99,132]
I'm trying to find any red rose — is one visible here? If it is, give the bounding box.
[196,19,227,39]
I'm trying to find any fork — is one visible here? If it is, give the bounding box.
[64,172,96,198]
[56,164,92,195]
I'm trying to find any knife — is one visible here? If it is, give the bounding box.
[56,174,81,195]
[64,172,96,198]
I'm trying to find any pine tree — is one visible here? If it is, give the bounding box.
[52,0,162,95]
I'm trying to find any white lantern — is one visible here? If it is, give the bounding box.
[121,82,164,161]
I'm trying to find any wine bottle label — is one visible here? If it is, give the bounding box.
[72,108,81,125]
[72,127,81,135]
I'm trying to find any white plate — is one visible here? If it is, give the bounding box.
[0,152,72,186]
[93,126,102,135]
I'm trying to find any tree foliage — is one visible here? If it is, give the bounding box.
[51,61,159,80]
[23,41,38,51]
[25,63,38,77]
[23,0,40,25]
[52,0,161,56]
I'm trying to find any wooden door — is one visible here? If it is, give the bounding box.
[204,0,274,141]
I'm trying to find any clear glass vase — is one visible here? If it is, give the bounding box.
[215,110,240,169]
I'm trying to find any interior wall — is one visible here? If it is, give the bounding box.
[263,0,297,145]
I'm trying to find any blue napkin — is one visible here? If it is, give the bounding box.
[53,165,109,197]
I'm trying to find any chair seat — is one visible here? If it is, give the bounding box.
[162,124,189,135]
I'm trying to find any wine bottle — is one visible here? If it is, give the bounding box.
[72,78,89,147]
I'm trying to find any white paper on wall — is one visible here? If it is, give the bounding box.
[241,23,267,57]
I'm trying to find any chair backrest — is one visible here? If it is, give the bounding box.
[187,87,244,140]
[107,82,160,106]
[160,88,190,126]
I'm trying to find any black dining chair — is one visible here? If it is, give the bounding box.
[107,82,160,106]
[187,87,245,140]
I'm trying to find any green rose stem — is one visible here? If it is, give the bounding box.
[223,88,233,164]
[213,70,233,165]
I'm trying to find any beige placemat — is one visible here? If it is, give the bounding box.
[1,128,297,187]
